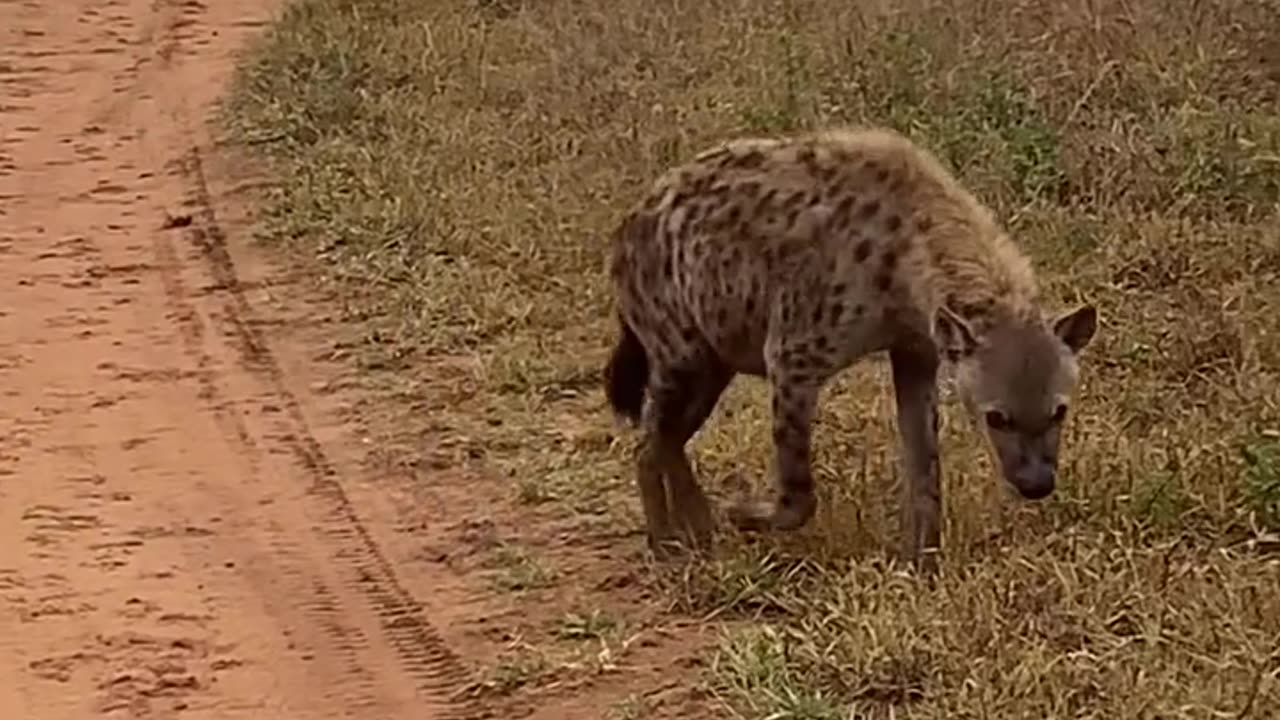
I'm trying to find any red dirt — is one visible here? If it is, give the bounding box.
[0,0,489,717]
[0,1,717,718]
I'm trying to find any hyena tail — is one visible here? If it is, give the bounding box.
[604,315,648,425]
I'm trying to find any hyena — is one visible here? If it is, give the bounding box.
[603,127,1097,571]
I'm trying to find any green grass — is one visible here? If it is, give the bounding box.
[1242,434,1280,531]
[225,0,1280,716]
[488,541,557,593]
[474,644,550,697]
[610,693,658,720]
[556,609,622,641]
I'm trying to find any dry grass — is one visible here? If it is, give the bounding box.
[225,0,1280,716]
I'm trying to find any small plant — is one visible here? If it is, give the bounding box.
[482,648,550,695]
[660,549,823,618]
[1130,471,1191,529]
[1241,434,1280,530]
[711,626,843,720]
[609,693,656,720]
[556,609,620,641]
[490,542,556,592]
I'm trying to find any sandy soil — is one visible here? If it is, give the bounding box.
[0,0,488,717]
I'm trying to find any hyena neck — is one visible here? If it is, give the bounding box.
[914,209,1042,336]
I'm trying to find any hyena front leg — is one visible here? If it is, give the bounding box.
[889,346,943,575]
[729,370,820,532]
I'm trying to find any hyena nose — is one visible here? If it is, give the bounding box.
[1013,463,1055,500]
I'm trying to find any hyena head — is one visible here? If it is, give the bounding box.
[934,304,1098,500]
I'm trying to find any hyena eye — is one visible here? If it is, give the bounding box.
[1051,404,1068,423]
[985,410,1011,431]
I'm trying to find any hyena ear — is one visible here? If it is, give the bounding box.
[934,305,979,361]
[1052,305,1098,354]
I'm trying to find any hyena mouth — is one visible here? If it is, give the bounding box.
[1009,467,1055,500]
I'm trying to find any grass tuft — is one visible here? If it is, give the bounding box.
[1242,434,1280,531]
[489,541,557,593]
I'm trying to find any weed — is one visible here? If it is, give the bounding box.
[489,542,556,593]
[1130,471,1191,530]
[556,609,620,641]
[479,647,550,696]
[609,693,656,720]
[1242,434,1280,530]
[711,626,843,720]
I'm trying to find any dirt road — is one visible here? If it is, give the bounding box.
[0,1,482,717]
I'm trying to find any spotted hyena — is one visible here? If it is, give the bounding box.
[603,127,1098,571]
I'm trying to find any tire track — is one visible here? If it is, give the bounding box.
[145,0,487,715]
[160,142,484,718]
[0,0,490,717]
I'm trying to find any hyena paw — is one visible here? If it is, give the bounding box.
[727,491,815,532]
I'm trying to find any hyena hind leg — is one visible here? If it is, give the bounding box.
[637,358,733,557]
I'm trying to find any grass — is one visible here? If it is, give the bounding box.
[225,0,1280,716]
[610,693,658,720]
[470,607,639,699]
[556,609,622,641]
[488,541,557,593]
[474,641,550,696]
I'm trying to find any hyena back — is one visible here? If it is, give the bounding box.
[603,127,1097,570]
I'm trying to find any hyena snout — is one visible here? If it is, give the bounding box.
[1008,457,1056,500]
[990,429,1061,501]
